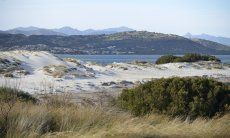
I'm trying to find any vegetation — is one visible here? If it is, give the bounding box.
[192,38,230,51]
[0,85,229,137]
[156,53,221,64]
[3,73,14,78]
[118,77,229,117]
[0,87,37,137]
[43,65,68,78]
[0,87,37,103]
[0,58,27,77]
[1,31,230,54]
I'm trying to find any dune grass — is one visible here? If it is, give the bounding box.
[2,102,230,138]
[0,87,229,138]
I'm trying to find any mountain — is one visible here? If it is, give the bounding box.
[191,38,230,51]
[12,26,40,31]
[103,26,135,32]
[184,33,230,46]
[53,26,135,35]
[89,26,135,35]
[6,27,66,36]
[0,30,6,34]
[1,26,135,36]
[0,31,230,54]
[52,27,81,35]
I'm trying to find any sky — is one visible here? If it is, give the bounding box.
[0,0,230,37]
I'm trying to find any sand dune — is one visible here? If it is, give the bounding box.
[0,50,229,93]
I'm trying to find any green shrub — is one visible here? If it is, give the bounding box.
[155,53,221,64]
[118,77,229,117]
[155,55,178,64]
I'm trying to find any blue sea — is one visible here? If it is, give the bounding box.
[57,55,230,65]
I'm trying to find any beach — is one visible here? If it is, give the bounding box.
[0,50,229,94]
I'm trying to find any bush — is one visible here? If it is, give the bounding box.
[0,87,229,137]
[3,73,14,78]
[155,55,178,64]
[155,53,221,64]
[118,77,229,117]
[0,87,37,103]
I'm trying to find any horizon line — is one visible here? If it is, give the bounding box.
[1,26,230,38]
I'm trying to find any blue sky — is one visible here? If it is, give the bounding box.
[0,0,230,37]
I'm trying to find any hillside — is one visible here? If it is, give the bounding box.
[185,33,230,46]
[53,26,134,35]
[0,31,230,54]
[6,28,66,36]
[192,38,230,51]
[1,26,134,36]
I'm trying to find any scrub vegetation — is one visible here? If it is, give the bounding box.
[155,53,221,64]
[0,77,229,138]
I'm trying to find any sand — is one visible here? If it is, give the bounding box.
[0,50,229,94]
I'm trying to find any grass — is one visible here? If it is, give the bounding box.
[0,87,229,138]
[2,102,230,138]
[43,65,68,78]
[0,58,27,77]
[64,58,81,65]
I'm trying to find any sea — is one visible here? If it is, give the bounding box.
[56,55,230,65]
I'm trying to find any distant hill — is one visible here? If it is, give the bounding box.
[53,26,134,35]
[0,30,6,34]
[0,31,230,54]
[12,26,40,31]
[1,26,135,36]
[52,27,81,35]
[6,27,66,36]
[184,33,230,46]
[192,38,230,51]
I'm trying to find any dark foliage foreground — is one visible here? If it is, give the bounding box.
[118,77,229,117]
[155,53,221,64]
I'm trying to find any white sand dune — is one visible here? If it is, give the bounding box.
[0,50,229,94]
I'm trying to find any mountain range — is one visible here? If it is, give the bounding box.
[0,31,230,55]
[1,26,134,36]
[2,26,230,46]
[184,33,230,46]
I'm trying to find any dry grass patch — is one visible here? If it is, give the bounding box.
[64,58,81,65]
[3,102,131,138]
[43,65,68,78]
[44,113,230,138]
[0,89,229,138]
